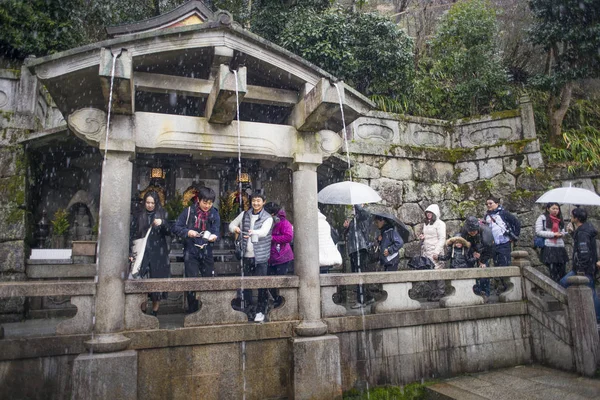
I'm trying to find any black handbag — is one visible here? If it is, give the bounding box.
[368,243,380,263]
[408,255,435,270]
[234,236,243,260]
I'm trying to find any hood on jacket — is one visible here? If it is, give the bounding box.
[425,204,441,219]
[276,209,287,220]
[446,236,471,248]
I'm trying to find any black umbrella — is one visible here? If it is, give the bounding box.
[368,210,410,242]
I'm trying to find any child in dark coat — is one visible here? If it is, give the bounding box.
[374,216,404,271]
[437,236,474,269]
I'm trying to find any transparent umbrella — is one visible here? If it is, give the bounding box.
[535,186,600,206]
[317,181,382,205]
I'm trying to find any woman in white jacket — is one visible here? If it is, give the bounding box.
[535,202,569,282]
[318,212,343,273]
[419,204,447,301]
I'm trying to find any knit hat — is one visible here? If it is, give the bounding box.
[465,216,480,231]
[446,236,471,248]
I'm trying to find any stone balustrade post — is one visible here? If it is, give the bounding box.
[565,275,600,376]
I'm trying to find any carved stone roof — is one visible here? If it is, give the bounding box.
[106,0,214,38]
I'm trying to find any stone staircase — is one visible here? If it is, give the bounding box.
[426,365,600,400]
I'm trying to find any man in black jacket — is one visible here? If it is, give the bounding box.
[172,187,220,313]
[559,207,600,323]
[461,216,496,299]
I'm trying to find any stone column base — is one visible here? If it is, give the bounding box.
[291,335,342,400]
[71,350,137,400]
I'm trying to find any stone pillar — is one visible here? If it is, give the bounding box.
[67,110,135,351]
[91,150,133,345]
[519,94,536,139]
[292,153,327,337]
[291,335,343,400]
[565,275,600,377]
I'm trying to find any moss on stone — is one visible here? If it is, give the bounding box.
[489,109,521,119]
[509,188,535,202]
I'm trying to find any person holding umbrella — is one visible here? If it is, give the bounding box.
[344,204,373,308]
[535,203,569,283]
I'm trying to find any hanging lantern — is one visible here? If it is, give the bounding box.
[151,167,165,179]
[236,172,251,183]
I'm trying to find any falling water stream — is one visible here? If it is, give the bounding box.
[233,69,248,400]
[89,52,118,354]
[334,82,372,397]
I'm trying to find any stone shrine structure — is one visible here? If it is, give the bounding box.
[0,1,599,399]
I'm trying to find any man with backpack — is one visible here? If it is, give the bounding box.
[483,196,521,267]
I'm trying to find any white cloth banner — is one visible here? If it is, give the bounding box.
[130,227,152,279]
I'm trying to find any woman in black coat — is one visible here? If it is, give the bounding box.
[129,191,171,316]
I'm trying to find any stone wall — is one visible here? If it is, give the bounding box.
[337,315,531,390]
[0,66,64,321]
[343,100,600,272]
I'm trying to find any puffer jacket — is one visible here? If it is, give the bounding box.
[318,212,342,267]
[422,204,447,269]
[269,209,294,266]
[439,245,475,269]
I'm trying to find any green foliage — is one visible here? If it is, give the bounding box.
[51,208,70,236]
[544,126,600,173]
[370,95,407,115]
[248,0,331,40]
[0,0,85,59]
[344,383,426,400]
[409,0,516,119]
[276,7,414,97]
[0,0,188,59]
[164,191,185,221]
[528,0,600,91]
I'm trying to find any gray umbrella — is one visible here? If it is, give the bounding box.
[368,210,411,242]
[317,181,382,205]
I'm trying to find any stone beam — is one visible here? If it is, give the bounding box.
[99,48,134,115]
[133,111,296,160]
[289,79,373,132]
[133,72,297,106]
[204,64,247,124]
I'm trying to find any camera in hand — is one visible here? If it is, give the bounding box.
[503,229,519,241]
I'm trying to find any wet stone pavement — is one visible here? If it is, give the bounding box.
[427,365,600,400]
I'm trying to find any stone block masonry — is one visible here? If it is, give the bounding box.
[344,106,600,270]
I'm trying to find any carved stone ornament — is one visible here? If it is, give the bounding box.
[461,125,512,147]
[355,122,394,141]
[68,108,107,146]
[316,129,343,155]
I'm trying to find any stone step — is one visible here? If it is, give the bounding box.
[425,383,488,400]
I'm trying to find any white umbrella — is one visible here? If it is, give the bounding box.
[535,186,600,206]
[318,181,382,205]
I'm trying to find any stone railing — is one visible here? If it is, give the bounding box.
[320,267,522,318]
[522,265,599,376]
[124,276,299,329]
[522,265,570,344]
[0,281,95,335]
